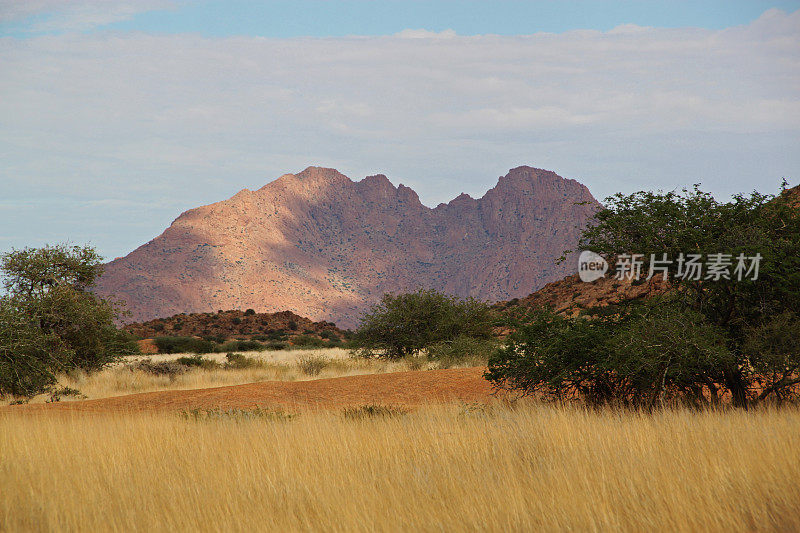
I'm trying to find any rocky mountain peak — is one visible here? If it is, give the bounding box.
[95,166,601,328]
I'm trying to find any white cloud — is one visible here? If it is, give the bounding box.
[395,28,457,39]
[0,9,798,258]
[0,0,176,31]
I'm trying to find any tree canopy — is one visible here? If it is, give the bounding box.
[0,244,136,397]
[487,184,800,408]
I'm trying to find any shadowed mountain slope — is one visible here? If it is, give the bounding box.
[96,166,600,327]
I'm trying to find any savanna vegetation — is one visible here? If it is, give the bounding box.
[350,289,497,362]
[2,403,799,532]
[0,244,137,398]
[488,184,800,408]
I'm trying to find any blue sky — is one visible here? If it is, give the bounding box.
[3,1,800,37]
[1,1,799,260]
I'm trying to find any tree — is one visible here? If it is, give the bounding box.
[351,289,494,359]
[0,244,137,398]
[487,184,800,408]
[579,183,800,407]
[486,299,735,408]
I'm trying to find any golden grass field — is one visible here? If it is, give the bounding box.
[2,349,800,532]
[0,348,449,406]
[2,403,800,532]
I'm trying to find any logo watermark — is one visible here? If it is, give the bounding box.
[578,252,762,282]
[578,251,609,282]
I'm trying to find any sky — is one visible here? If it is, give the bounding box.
[1,1,799,260]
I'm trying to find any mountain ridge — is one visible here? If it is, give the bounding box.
[96,166,601,328]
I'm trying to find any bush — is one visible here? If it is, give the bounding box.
[342,404,410,420]
[292,335,326,348]
[351,289,494,359]
[153,336,216,354]
[176,355,220,370]
[288,320,298,331]
[486,300,736,408]
[297,355,329,376]
[223,352,263,369]
[264,341,287,351]
[427,335,497,368]
[219,339,266,352]
[244,309,256,316]
[130,359,188,377]
[180,407,295,422]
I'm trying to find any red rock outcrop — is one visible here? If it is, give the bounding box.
[95,166,601,327]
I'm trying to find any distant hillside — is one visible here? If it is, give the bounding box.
[96,166,600,327]
[495,273,669,317]
[125,309,345,343]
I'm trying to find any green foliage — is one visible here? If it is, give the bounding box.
[153,336,217,354]
[487,300,733,408]
[490,183,800,408]
[223,352,263,369]
[175,355,220,370]
[291,334,326,348]
[0,244,137,398]
[351,289,494,359]
[244,309,256,316]
[426,335,498,368]
[219,339,267,352]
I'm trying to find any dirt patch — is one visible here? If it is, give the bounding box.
[6,367,498,413]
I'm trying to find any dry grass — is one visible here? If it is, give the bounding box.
[1,349,451,405]
[2,403,799,532]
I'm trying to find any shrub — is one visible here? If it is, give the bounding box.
[264,341,287,351]
[223,352,263,369]
[351,289,494,359]
[292,335,326,348]
[244,309,256,316]
[47,386,86,403]
[297,355,329,376]
[179,407,295,422]
[176,355,220,370]
[153,336,216,354]
[130,359,188,377]
[231,317,242,325]
[427,335,497,368]
[342,404,410,420]
[288,320,298,331]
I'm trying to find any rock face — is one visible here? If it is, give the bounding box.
[96,166,601,328]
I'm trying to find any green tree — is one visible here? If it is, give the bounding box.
[488,184,800,408]
[580,183,800,406]
[352,289,494,359]
[0,244,136,398]
[487,299,735,408]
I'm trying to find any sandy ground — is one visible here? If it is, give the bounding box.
[5,367,498,413]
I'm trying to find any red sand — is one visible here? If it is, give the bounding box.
[5,367,498,414]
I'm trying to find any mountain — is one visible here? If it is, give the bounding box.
[95,166,601,328]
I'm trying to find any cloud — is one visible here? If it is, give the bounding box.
[0,0,176,32]
[0,9,798,258]
[395,28,457,39]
